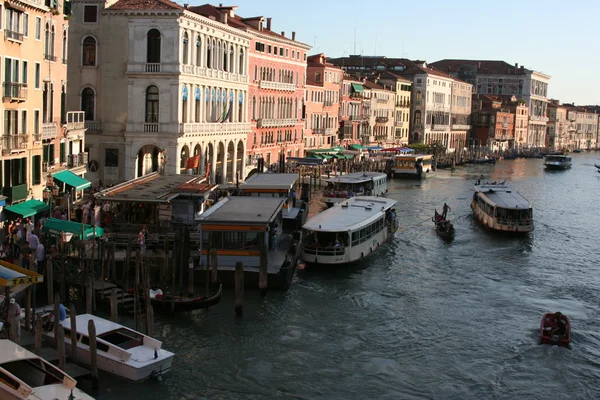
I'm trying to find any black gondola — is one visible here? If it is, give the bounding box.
[140,284,223,312]
[433,210,455,240]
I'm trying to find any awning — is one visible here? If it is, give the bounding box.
[351,83,364,93]
[351,144,365,150]
[4,199,49,218]
[42,218,104,239]
[367,146,383,150]
[53,170,91,190]
[320,154,334,159]
[0,260,43,289]
[286,157,324,165]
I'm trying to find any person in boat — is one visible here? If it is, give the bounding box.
[551,312,567,337]
[333,240,341,248]
[442,203,451,219]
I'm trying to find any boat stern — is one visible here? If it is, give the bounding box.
[127,347,175,381]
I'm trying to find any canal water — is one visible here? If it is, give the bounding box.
[90,153,600,400]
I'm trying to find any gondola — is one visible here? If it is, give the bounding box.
[132,284,223,312]
[432,210,455,240]
[539,312,571,347]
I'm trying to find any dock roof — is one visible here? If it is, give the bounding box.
[240,173,298,190]
[325,171,387,184]
[199,197,285,225]
[303,197,397,232]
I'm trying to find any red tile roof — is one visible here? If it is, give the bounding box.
[429,59,528,76]
[107,0,183,10]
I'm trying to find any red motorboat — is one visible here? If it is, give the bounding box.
[539,312,571,347]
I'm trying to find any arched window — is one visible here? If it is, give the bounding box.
[416,90,422,103]
[195,36,202,66]
[254,65,258,81]
[81,87,95,121]
[414,110,422,125]
[239,49,244,75]
[252,96,256,120]
[44,23,50,57]
[206,41,212,68]
[145,85,159,123]
[50,26,55,57]
[82,36,96,66]
[182,31,189,64]
[62,30,67,63]
[147,29,161,63]
[229,46,235,73]
[223,42,228,72]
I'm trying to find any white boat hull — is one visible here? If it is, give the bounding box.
[470,200,534,233]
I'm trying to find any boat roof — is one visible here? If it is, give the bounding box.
[395,154,433,159]
[0,339,41,365]
[475,185,531,209]
[61,314,138,336]
[199,197,284,225]
[325,171,387,184]
[240,173,298,190]
[303,197,397,232]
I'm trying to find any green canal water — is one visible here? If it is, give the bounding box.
[83,153,600,400]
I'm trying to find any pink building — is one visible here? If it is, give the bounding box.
[305,54,343,150]
[339,75,368,146]
[243,16,311,168]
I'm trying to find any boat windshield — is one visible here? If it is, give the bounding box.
[494,207,532,220]
[546,156,566,162]
[99,328,144,350]
[1,358,65,388]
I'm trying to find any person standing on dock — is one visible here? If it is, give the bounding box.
[36,242,45,273]
[442,203,451,219]
[138,227,146,254]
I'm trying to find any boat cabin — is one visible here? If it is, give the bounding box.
[471,185,533,232]
[323,172,388,204]
[393,154,433,178]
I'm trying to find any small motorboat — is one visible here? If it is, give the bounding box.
[539,312,571,347]
[433,210,455,240]
[142,284,223,312]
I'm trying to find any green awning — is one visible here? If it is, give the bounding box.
[53,170,91,190]
[42,218,104,239]
[351,144,365,150]
[321,154,334,159]
[351,83,364,93]
[331,146,346,152]
[4,199,49,218]
[340,154,355,159]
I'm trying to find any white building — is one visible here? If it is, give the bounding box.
[67,0,251,185]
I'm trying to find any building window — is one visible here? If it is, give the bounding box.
[315,72,322,82]
[414,110,421,125]
[146,29,161,63]
[62,29,67,63]
[195,36,201,66]
[206,41,212,68]
[105,149,119,167]
[182,31,189,64]
[229,46,234,73]
[82,36,96,66]
[23,13,29,37]
[145,85,159,123]
[83,5,97,23]
[35,17,41,40]
[81,87,95,120]
[34,63,40,88]
[44,23,50,57]
[239,49,244,75]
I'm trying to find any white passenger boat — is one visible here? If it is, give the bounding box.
[300,197,398,265]
[470,184,534,233]
[543,154,572,170]
[393,154,433,179]
[46,314,174,382]
[323,172,388,207]
[0,339,94,400]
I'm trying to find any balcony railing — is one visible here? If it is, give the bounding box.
[32,133,42,142]
[144,123,160,132]
[4,29,24,42]
[3,83,27,102]
[324,100,334,107]
[127,63,249,83]
[376,99,388,104]
[1,134,28,152]
[66,111,86,130]
[67,152,89,168]
[375,117,389,123]
[42,122,57,140]
[257,118,297,128]
[2,183,28,204]
[179,122,251,135]
[350,92,363,99]
[85,121,102,133]
[426,124,449,131]
[259,80,296,91]
[530,115,549,122]
[451,124,471,130]
[395,121,403,127]
[325,128,336,135]
[44,54,57,62]
[313,128,326,134]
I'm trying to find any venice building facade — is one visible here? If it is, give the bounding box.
[67,0,251,185]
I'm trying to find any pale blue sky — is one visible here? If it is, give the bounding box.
[193,0,599,105]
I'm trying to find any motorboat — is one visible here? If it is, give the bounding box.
[0,339,95,400]
[543,154,572,170]
[471,183,534,233]
[300,197,398,265]
[393,154,433,179]
[45,314,174,381]
[539,313,571,347]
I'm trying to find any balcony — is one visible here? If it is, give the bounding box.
[426,124,448,131]
[66,111,86,130]
[3,183,28,204]
[259,80,296,91]
[257,118,297,128]
[530,115,549,122]
[1,134,28,154]
[144,123,160,132]
[3,83,27,102]
[350,92,364,99]
[32,133,42,142]
[85,121,102,133]
[179,122,251,135]
[4,29,23,42]
[44,54,57,62]
[127,63,249,83]
[67,152,89,168]
[42,122,57,140]
[375,117,389,124]
[313,128,326,134]
[451,124,471,130]
[395,121,404,127]
[325,128,336,135]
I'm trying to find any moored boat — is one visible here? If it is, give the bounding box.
[45,314,174,381]
[137,284,222,312]
[393,154,433,179]
[432,210,455,240]
[539,312,571,347]
[323,172,388,208]
[300,197,398,265]
[0,339,95,400]
[543,154,572,170]
[470,183,534,233]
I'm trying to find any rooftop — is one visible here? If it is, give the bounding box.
[95,173,215,203]
[303,197,397,232]
[107,0,183,11]
[240,173,298,190]
[199,197,284,225]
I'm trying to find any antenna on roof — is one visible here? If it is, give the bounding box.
[353,25,357,55]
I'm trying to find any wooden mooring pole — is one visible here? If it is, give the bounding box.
[258,234,268,297]
[134,249,140,332]
[234,261,244,317]
[110,288,118,322]
[143,258,153,336]
[188,257,194,297]
[69,303,77,360]
[46,259,53,305]
[57,325,65,370]
[34,314,42,354]
[88,319,99,391]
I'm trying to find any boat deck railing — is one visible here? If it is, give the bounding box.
[496,218,533,227]
[302,245,346,256]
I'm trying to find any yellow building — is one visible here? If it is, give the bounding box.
[1,0,87,208]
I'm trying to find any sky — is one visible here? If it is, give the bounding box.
[191,0,600,105]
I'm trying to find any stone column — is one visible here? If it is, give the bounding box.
[210,142,217,183]
[222,142,228,183]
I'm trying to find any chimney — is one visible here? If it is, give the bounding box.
[183,3,188,7]
[219,3,222,5]
[281,31,285,37]
[292,31,296,40]
[266,17,272,31]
